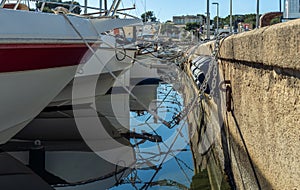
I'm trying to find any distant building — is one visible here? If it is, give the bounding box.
[173,15,205,25]
[284,0,300,19]
[237,23,253,33]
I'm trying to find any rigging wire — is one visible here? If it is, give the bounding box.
[131,84,200,189]
[61,13,173,129]
[59,8,196,189]
[142,115,191,190]
[129,84,195,188]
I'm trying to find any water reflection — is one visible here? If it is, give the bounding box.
[0,58,196,190]
[111,83,194,190]
[107,59,195,189]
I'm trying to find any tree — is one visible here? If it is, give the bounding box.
[185,22,200,31]
[244,14,257,27]
[270,17,281,25]
[141,11,157,22]
[216,14,257,29]
[36,0,81,14]
[213,16,222,29]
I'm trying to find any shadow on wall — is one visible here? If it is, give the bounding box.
[225,102,273,190]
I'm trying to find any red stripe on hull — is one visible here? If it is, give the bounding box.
[0,43,91,72]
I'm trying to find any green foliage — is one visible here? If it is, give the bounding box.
[190,169,210,190]
[270,17,281,25]
[36,0,81,14]
[213,16,221,28]
[65,1,81,14]
[211,14,258,28]
[243,14,257,27]
[141,11,157,22]
[219,15,231,26]
[185,22,200,31]
[41,6,52,13]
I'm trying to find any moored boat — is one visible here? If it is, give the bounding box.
[49,33,139,107]
[0,8,96,145]
[0,4,141,144]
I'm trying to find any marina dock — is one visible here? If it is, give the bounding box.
[182,18,300,189]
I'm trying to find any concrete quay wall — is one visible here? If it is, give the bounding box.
[186,19,300,189]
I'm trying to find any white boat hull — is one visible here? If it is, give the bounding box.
[0,8,142,144]
[50,44,135,106]
[0,66,77,144]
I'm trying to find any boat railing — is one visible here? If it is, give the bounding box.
[0,0,138,19]
[2,2,29,10]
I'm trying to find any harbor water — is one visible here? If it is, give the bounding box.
[0,45,231,190]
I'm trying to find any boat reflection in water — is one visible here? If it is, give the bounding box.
[1,63,149,188]
[129,61,160,113]
[0,28,197,189]
[108,58,195,189]
[2,88,136,190]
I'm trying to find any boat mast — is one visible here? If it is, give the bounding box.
[104,0,107,15]
[13,0,22,10]
[0,0,6,8]
[112,0,122,16]
[84,0,87,14]
[106,0,118,16]
[99,0,102,15]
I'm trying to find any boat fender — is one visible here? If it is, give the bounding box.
[226,85,232,112]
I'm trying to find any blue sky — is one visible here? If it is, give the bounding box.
[86,1,282,22]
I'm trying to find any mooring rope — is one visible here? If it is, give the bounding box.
[61,13,171,128]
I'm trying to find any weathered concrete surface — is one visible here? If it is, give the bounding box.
[185,19,300,189]
[224,62,300,190]
[221,20,300,71]
[181,62,231,190]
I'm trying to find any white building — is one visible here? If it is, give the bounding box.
[284,0,300,19]
[173,15,205,25]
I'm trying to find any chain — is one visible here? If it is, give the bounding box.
[213,34,221,61]
[198,59,213,96]
[210,35,222,97]
[197,35,222,99]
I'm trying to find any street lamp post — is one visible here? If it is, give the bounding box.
[279,0,282,12]
[206,0,210,40]
[256,0,260,28]
[229,0,232,33]
[212,2,219,35]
